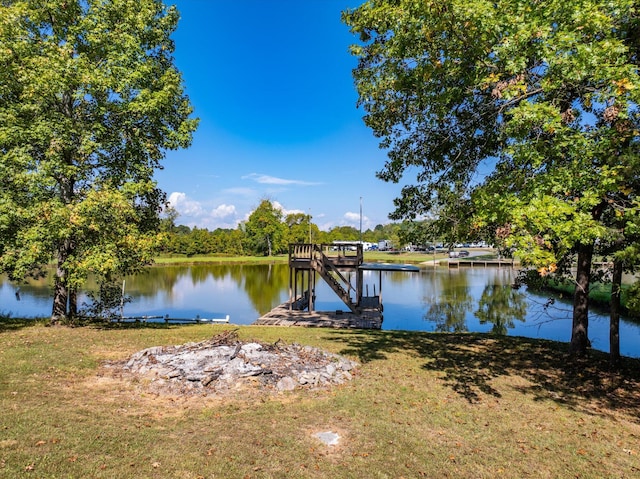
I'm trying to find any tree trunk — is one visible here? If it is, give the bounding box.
[51,238,72,322]
[69,286,78,320]
[610,259,623,366]
[51,277,68,322]
[570,241,593,356]
[52,169,75,322]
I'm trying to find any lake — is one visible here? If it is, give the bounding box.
[2,263,639,358]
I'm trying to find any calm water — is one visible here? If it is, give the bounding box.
[2,263,639,358]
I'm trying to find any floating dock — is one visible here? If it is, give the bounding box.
[112,314,230,324]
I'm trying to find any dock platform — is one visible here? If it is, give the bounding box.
[259,242,418,330]
[448,260,514,268]
[254,302,383,329]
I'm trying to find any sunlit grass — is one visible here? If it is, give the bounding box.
[1,321,639,478]
[154,250,460,265]
[154,254,289,264]
[542,278,633,312]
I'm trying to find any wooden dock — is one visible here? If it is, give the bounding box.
[256,242,419,330]
[254,302,383,329]
[448,259,514,268]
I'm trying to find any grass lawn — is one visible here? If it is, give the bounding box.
[154,250,454,265]
[154,254,290,264]
[1,321,639,478]
[539,278,635,313]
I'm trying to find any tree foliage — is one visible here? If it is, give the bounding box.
[159,200,418,256]
[344,0,640,356]
[0,0,198,320]
[243,200,287,256]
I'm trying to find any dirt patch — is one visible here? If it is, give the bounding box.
[104,330,358,397]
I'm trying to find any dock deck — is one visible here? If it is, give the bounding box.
[254,302,383,329]
[259,243,419,330]
[448,259,514,268]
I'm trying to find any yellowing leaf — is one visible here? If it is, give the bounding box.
[614,78,635,92]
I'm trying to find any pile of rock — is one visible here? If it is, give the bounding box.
[113,330,358,396]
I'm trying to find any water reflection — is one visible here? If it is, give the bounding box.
[419,268,526,334]
[0,264,292,321]
[117,264,291,319]
[423,270,474,332]
[475,284,527,335]
[1,264,639,358]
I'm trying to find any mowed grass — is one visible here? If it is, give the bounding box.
[153,249,457,265]
[1,320,639,478]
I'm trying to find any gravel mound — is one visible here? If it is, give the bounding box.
[112,330,358,396]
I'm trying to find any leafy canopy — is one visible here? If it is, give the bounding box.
[343,0,640,268]
[0,0,198,317]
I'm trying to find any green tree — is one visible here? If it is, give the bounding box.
[159,206,180,233]
[344,0,640,356]
[0,0,198,321]
[327,225,360,243]
[243,200,287,256]
[284,212,318,244]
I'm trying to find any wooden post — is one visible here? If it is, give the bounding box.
[289,265,294,311]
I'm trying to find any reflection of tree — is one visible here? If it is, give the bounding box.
[111,264,289,315]
[424,271,473,332]
[123,266,185,298]
[475,284,527,335]
[229,264,290,315]
[2,272,55,301]
[385,270,417,284]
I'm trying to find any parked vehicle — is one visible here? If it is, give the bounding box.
[378,240,392,251]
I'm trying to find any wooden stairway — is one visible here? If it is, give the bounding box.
[310,248,358,313]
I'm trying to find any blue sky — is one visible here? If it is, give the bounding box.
[157,0,405,231]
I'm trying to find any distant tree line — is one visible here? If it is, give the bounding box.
[160,199,413,256]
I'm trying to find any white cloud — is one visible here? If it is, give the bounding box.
[317,220,336,231]
[343,211,371,230]
[343,212,360,223]
[211,204,237,219]
[168,192,240,229]
[242,173,321,186]
[168,192,204,217]
[272,201,304,217]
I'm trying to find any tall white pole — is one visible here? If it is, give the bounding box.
[359,196,363,244]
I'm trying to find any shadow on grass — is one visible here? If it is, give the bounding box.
[0,316,189,332]
[0,317,47,333]
[327,329,640,422]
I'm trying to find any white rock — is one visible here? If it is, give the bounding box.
[276,376,296,392]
